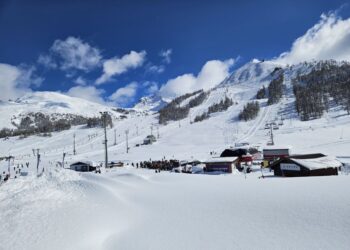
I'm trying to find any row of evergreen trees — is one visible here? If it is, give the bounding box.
[0,116,73,138]
[193,112,209,123]
[256,86,266,99]
[292,61,350,120]
[238,101,260,121]
[193,96,234,123]
[0,112,114,139]
[86,113,113,128]
[158,90,208,124]
[256,68,284,103]
[267,73,284,105]
[208,96,234,114]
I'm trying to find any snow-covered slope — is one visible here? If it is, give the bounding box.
[220,59,282,87]
[0,91,118,128]
[1,167,349,250]
[1,59,350,160]
[1,59,350,250]
[133,94,167,112]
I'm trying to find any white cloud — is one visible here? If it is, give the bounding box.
[66,85,106,104]
[37,54,57,69]
[39,36,102,72]
[74,76,87,86]
[142,81,159,95]
[159,59,234,99]
[275,12,350,65]
[147,64,165,74]
[0,63,43,101]
[159,49,172,64]
[96,51,146,85]
[109,82,138,106]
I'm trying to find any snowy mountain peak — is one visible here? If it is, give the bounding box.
[133,94,167,112]
[220,59,283,87]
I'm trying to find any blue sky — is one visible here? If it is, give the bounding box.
[0,0,350,106]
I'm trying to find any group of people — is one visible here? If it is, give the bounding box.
[131,159,180,172]
[0,162,30,184]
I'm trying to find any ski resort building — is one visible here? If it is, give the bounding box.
[220,148,254,171]
[143,135,157,145]
[108,161,124,168]
[220,148,248,158]
[263,146,291,166]
[204,157,239,173]
[270,154,342,177]
[70,161,100,172]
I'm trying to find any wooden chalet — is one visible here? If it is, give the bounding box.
[204,157,239,173]
[269,154,342,177]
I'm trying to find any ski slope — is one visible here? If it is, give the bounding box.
[1,59,350,250]
[1,167,350,250]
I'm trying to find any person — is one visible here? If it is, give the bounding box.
[4,173,9,181]
[260,162,265,178]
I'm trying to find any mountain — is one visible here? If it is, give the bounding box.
[1,59,350,159]
[0,91,119,129]
[133,94,168,112]
[220,59,282,87]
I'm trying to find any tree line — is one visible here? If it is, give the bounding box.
[267,72,284,105]
[238,101,260,121]
[292,60,350,120]
[193,96,234,123]
[87,113,113,128]
[0,112,114,139]
[158,90,208,124]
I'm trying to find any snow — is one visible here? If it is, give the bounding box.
[0,91,119,129]
[291,156,342,170]
[1,60,350,249]
[133,94,167,112]
[204,156,238,163]
[1,167,350,250]
[70,159,100,167]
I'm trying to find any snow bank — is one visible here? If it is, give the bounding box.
[1,168,350,250]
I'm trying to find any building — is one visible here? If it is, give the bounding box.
[204,157,239,173]
[270,154,342,177]
[220,148,248,157]
[263,146,291,161]
[70,160,99,172]
[262,146,291,166]
[220,148,253,172]
[108,161,124,168]
[143,135,157,145]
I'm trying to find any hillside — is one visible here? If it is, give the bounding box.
[1,59,350,163]
[0,91,121,129]
[1,59,350,250]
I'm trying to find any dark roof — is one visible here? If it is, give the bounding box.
[287,153,325,159]
[269,153,331,169]
[220,148,247,157]
[70,161,94,166]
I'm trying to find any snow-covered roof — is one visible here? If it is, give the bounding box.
[204,157,238,163]
[70,160,99,167]
[291,156,342,170]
